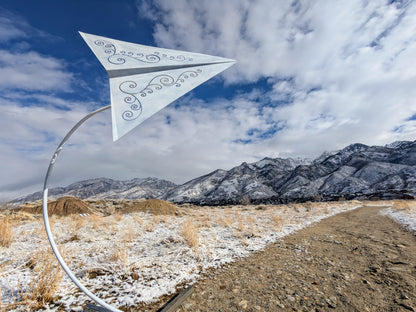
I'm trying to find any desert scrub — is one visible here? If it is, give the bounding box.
[0,217,13,247]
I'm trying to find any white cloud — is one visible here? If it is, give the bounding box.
[140,0,416,150]
[0,50,73,92]
[2,1,416,201]
[0,93,282,201]
[0,8,51,43]
[0,7,72,93]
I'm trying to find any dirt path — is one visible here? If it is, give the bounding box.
[139,206,416,312]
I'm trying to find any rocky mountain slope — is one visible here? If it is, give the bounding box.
[14,177,177,203]
[14,140,416,205]
[163,141,416,204]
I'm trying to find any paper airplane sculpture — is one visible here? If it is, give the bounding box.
[41,33,235,312]
[79,32,236,141]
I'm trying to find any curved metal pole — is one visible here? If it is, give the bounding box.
[42,105,122,312]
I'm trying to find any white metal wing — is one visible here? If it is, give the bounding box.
[80,32,236,140]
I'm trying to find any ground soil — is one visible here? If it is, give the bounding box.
[121,199,180,215]
[136,205,416,312]
[18,196,93,216]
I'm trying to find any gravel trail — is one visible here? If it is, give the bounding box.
[138,205,416,312]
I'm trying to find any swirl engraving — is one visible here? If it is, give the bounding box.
[139,69,202,97]
[119,81,143,121]
[118,69,202,121]
[93,40,192,65]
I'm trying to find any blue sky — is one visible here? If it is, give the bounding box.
[1,0,416,201]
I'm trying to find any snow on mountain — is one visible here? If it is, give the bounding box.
[13,140,416,205]
[13,177,177,204]
[164,141,416,204]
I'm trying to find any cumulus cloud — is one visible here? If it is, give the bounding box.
[140,0,416,151]
[0,50,74,92]
[2,1,416,201]
[0,94,270,200]
[0,7,73,92]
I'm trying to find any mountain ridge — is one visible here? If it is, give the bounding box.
[12,140,416,205]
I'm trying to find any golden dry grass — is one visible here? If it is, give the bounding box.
[29,257,64,307]
[393,200,416,211]
[182,218,199,248]
[0,199,371,310]
[1,249,68,310]
[89,214,103,229]
[122,199,180,215]
[0,217,13,247]
[133,214,144,225]
[69,215,86,232]
[145,220,154,232]
[113,213,123,222]
[110,242,129,268]
[120,221,135,243]
[271,214,283,231]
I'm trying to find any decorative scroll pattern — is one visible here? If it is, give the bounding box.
[94,39,193,65]
[119,69,202,121]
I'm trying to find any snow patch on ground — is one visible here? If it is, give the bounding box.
[1,202,361,311]
[380,204,416,233]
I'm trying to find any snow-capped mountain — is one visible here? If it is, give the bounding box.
[14,140,416,205]
[14,177,177,203]
[163,158,302,204]
[163,140,416,204]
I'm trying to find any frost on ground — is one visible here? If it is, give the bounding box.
[380,200,416,233]
[0,201,361,311]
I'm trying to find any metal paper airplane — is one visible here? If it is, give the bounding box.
[79,32,236,141]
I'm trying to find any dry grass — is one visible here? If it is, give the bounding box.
[6,211,38,223]
[271,214,283,231]
[236,219,245,232]
[120,221,135,243]
[303,201,313,212]
[0,217,13,247]
[24,250,66,309]
[110,242,129,268]
[393,200,416,211]
[89,214,103,229]
[133,214,144,225]
[182,218,199,249]
[69,215,86,232]
[197,215,212,228]
[153,214,169,224]
[113,214,123,222]
[216,215,233,228]
[145,220,154,232]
